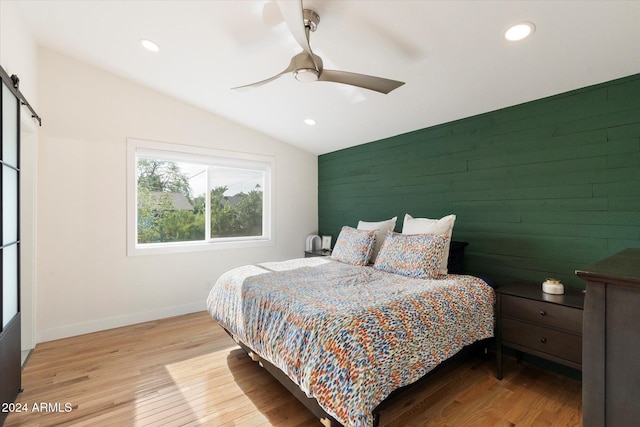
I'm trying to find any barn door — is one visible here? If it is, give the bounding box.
[0,75,22,425]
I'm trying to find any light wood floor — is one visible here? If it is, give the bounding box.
[5,312,582,426]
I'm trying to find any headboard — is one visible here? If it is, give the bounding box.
[447,241,469,274]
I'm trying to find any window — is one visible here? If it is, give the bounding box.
[127,139,274,255]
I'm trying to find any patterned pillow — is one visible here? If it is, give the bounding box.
[402,214,456,275]
[373,231,449,279]
[330,226,376,266]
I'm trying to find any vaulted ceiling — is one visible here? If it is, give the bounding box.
[17,1,640,154]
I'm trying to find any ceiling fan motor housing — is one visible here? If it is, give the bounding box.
[293,52,323,82]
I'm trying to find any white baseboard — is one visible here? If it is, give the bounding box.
[36,301,206,343]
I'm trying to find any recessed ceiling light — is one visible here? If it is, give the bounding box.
[140,38,160,52]
[504,22,535,41]
[304,118,316,126]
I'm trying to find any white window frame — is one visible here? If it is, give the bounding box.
[127,138,275,256]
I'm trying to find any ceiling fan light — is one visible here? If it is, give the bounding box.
[294,68,319,82]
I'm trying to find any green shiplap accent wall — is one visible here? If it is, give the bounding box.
[318,74,640,289]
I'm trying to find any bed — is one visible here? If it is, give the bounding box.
[207,226,495,427]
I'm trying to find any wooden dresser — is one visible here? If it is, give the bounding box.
[496,281,584,380]
[576,248,640,427]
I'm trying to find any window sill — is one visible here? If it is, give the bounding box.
[127,238,274,256]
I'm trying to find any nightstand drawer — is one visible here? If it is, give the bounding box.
[502,317,582,364]
[501,294,583,334]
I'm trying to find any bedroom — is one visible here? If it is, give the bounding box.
[1,0,639,426]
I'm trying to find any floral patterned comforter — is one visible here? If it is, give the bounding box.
[206,257,495,427]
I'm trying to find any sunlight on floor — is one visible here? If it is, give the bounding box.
[142,348,269,426]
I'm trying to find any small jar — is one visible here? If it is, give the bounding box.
[542,278,564,295]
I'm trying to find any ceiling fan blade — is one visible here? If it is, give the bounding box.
[262,1,284,29]
[318,70,405,94]
[277,0,317,67]
[231,58,297,90]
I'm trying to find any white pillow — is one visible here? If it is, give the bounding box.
[357,216,397,263]
[402,213,456,274]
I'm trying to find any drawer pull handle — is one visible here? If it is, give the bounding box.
[540,337,547,343]
[539,310,546,316]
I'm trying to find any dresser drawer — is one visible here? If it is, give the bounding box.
[502,317,582,364]
[501,294,583,334]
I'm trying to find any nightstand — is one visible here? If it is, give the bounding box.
[496,281,584,379]
[304,250,331,258]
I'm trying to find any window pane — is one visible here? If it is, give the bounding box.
[2,166,18,245]
[2,244,19,328]
[209,166,264,238]
[136,158,206,244]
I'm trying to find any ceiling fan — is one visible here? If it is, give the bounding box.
[233,0,405,94]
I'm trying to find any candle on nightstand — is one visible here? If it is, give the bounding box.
[542,278,565,294]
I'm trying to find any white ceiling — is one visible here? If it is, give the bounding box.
[17,0,640,155]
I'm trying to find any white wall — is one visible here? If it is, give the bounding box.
[35,48,318,342]
[0,0,40,351]
[0,1,38,104]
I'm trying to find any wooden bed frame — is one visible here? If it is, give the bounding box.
[219,241,493,426]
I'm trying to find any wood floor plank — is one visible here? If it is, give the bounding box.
[5,311,581,426]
